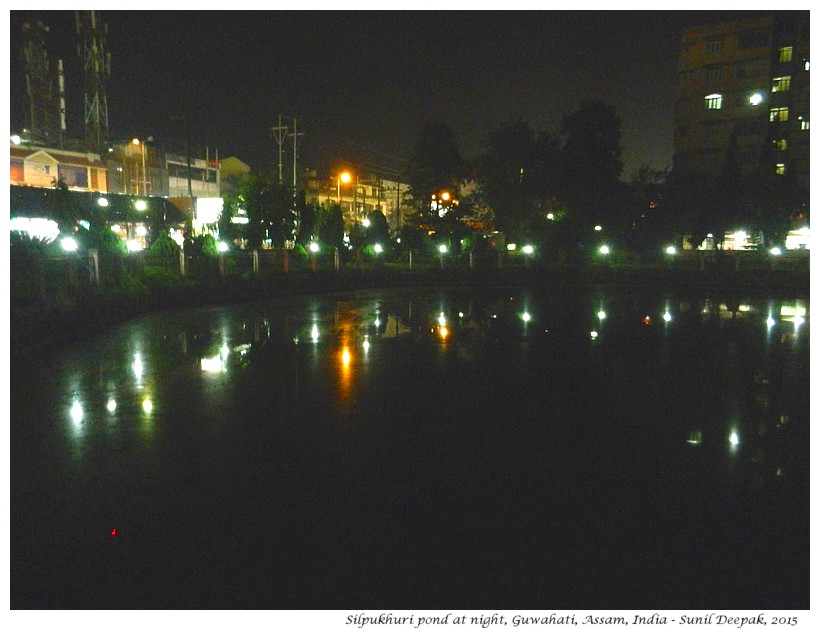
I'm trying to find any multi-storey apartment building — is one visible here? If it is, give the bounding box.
[304,171,410,230]
[674,11,809,188]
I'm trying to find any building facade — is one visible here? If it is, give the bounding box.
[304,171,410,230]
[674,11,810,188]
[10,145,108,192]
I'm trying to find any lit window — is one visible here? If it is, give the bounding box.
[775,164,786,176]
[704,93,723,110]
[800,119,810,131]
[769,107,789,122]
[804,59,810,71]
[705,67,722,82]
[707,38,724,54]
[771,76,791,92]
[778,46,793,62]
[773,138,788,151]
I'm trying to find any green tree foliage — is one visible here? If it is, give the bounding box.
[366,210,390,246]
[237,172,298,248]
[148,231,181,256]
[199,234,219,257]
[297,200,321,247]
[318,203,346,253]
[10,231,50,255]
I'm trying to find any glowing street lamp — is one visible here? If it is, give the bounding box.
[599,245,610,255]
[374,243,383,254]
[438,243,448,269]
[309,242,320,253]
[665,245,677,255]
[337,171,352,203]
[61,236,78,252]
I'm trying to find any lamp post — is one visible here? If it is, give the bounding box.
[132,137,153,196]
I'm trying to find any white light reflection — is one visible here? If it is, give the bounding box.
[729,431,740,448]
[363,339,370,353]
[522,312,531,323]
[106,398,117,413]
[438,312,447,326]
[70,399,84,423]
[590,330,598,339]
[133,353,144,379]
[686,430,703,445]
[766,315,776,330]
[201,354,226,372]
[663,312,672,323]
[597,310,606,321]
[142,398,153,414]
[311,324,320,343]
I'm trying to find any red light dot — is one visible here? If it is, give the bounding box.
[110,528,117,537]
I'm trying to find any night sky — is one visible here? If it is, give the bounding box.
[9,9,735,179]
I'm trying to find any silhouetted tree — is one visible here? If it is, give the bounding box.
[406,122,467,219]
[559,100,624,233]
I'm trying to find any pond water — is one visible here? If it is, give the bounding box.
[11,287,809,609]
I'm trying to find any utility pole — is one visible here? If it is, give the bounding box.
[288,118,304,203]
[271,115,288,184]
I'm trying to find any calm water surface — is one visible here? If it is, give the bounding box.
[11,288,809,609]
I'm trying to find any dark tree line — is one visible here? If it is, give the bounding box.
[402,99,807,257]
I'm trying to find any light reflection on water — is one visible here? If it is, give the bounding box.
[44,292,807,471]
[11,288,810,608]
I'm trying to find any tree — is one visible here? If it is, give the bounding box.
[477,117,535,236]
[318,203,345,254]
[623,165,672,253]
[48,179,83,234]
[406,122,467,220]
[558,100,624,232]
[366,209,390,246]
[476,117,561,239]
[237,172,298,248]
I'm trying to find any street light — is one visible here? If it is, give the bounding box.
[438,243,447,269]
[522,244,534,267]
[337,171,352,203]
[61,237,78,252]
[132,137,153,196]
[599,245,610,255]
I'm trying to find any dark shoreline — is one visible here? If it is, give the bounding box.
[10,266,810,361]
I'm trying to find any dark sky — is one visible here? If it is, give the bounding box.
[9,10,731,179]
